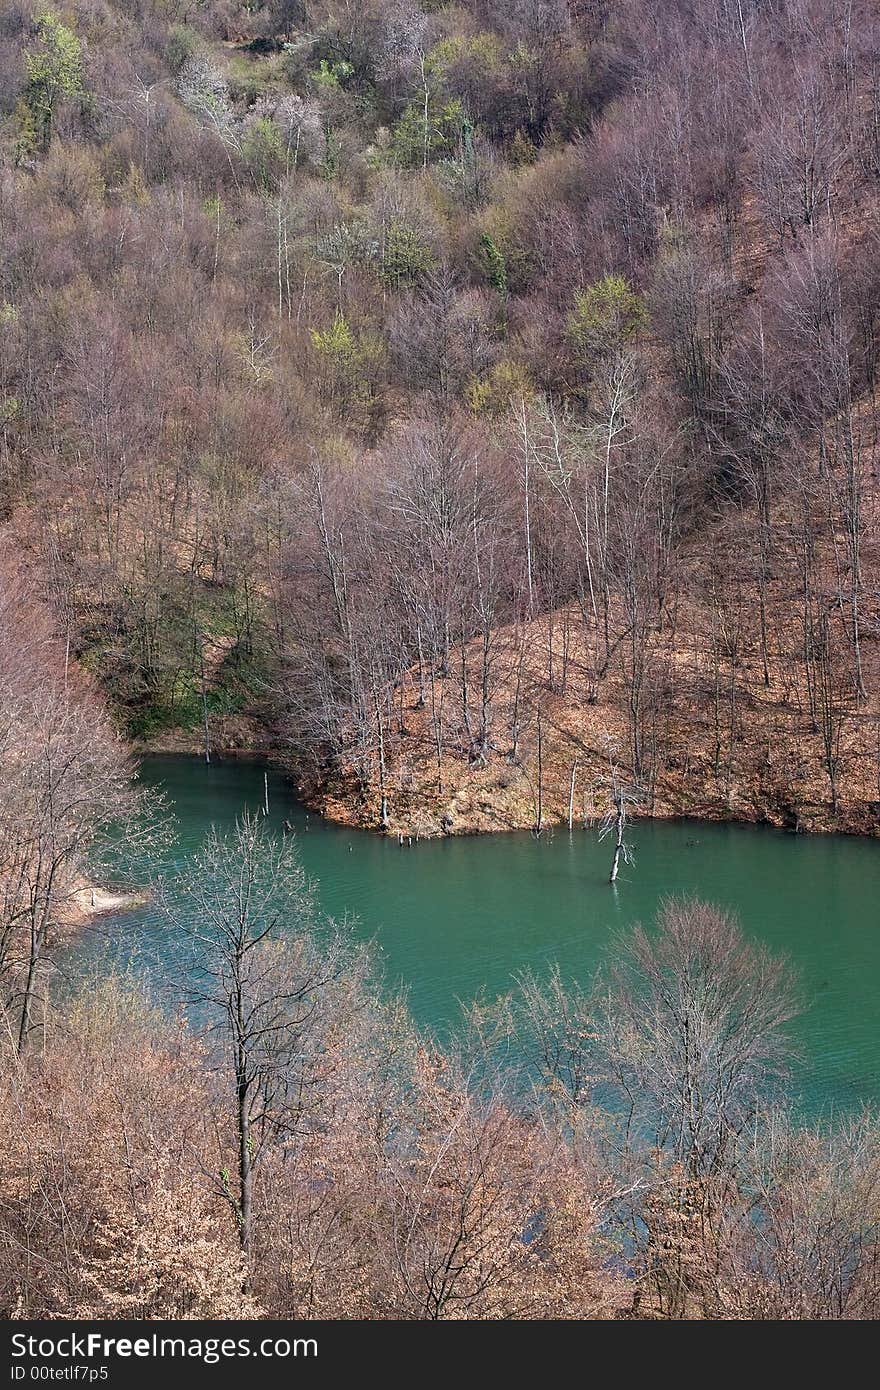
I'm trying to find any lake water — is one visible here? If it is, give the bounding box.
[65,754,880,1116]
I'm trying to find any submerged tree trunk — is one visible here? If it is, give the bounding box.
[609,796,625,884]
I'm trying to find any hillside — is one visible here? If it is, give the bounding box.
[0,0,878,841]
[5,0,880,1329]
[311,523,880,838]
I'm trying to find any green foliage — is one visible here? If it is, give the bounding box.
[310,310,358,365]
[22,10,83,151]
[426,31,504,80]
[310,58,354,92]
[117,586,274,741]
[567,275,647,363]
[475,205,535,294]
[310,311,385,426]
[392,96,465,169]
[241,116,285,189]
[165,24,199,75]
[466,359,532,417]
[380,220,437,289]
[478,232,508,294]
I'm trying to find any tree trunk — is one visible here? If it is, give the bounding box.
[201,645,211,764]
[237,1071,252,1259]
[375,692,391,831]
[609,800,624,884]
[535,707,543,836]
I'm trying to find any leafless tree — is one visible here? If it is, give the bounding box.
[166,812,368,1260]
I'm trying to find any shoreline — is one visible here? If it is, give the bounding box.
[303,783,880,841]
[58,880,151,932]
[136,741,880,843]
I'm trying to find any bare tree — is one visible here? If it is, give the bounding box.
[167,813,367,1261]
[597,898,800,1181]
[0,560,149,1050]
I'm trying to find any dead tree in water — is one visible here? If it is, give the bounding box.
[599,766,642,884]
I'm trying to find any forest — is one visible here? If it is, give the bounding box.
[0,0,878,834]
[1,0,880,1322]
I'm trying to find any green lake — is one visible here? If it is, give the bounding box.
[66,754,880,1116]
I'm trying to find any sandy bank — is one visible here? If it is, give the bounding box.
[59,881,151,931]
